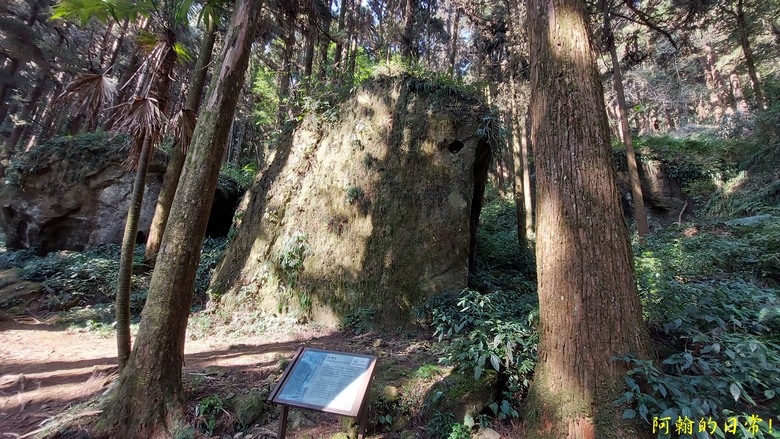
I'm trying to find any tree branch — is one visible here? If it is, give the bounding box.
[620,0,677,49]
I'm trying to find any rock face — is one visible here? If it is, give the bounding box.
[614,152,690,225]
[1,133,166,253]
[210,75,494,326]
[1,132,241,253]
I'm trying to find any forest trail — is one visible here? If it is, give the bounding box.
[0,319,340,437]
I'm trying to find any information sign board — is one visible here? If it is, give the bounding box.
[268,347,377,438]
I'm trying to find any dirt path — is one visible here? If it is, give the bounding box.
[0,319,340,437]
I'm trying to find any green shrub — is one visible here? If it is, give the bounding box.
[623,218,780,438]
[220,162,257,191]
[428,289,538,420]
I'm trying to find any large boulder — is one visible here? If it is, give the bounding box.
[209,75,495,326]
[0,132,241,253]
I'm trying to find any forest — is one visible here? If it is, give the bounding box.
[0,0,778,438]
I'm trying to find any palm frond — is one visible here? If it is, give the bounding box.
[58,73,118,119]
[169,108,197,154]
[109,96,167,168]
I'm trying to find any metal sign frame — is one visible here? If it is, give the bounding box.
[268,347,378,439]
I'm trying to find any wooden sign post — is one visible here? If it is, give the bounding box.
[268,347,378,439]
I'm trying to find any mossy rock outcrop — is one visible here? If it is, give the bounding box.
[0,132,241,253]
[210,75,495,326]
[423,370,500,423]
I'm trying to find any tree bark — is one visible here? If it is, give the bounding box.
[524,0,654,436]
[520,108,533,239]
[144,26,218,264]
[114,30,178,372]
[448,8,461,80]
[0,58,20,126]
[735,0,765,109]
[98,1,262,436]
[1,78,46,177]
[115,135,153,371]
[701,43,733,122]
[401,0,419,61]
[277,28,294,126]
[604,7,649,237]
[333,0,349,71]
[508,78,527,252]
[303,21,316,79]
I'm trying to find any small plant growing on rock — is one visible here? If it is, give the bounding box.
[345,186,364,204]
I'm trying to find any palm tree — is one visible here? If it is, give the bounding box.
[52,0,222,371]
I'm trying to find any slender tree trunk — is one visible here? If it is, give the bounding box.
[145,27,218,264]
[604,7,649,237]
[401,0,420,63]
[701,44,733,121]
[317,34,329,81]
[735,0,765,109]
[520,108,533,239]
[107,19,130,71]
[0,58,20,125]
[333,0,348,71]
[98,21,115,69]
[277,29,294,126]
[304,23,316,79]
[401,0,419,61]
[524,0,654,437]
[1,79,46,177]
[115,136,153,371]
[730,71,750,113]
[509,77,527,252]
[347,28,358,77]
[98,2,262,435]
[114,30,178,372]
[448,8,461,80]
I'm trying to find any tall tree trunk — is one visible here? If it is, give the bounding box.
[520,107,533,239]
[277,29,294,126]
[735,0,765,109]
[1,78,46,177]
[524,0,654,437]
[98,21,115,69]
[303,22,316,79]
[730,71,750,113]
[401,0,419,61]
[115,136,153,371]
[701,43,733,122]
[448,8,461,80]
[317,34,329,81]
[0,58,20,125]
[107,19,131,71]
[114,31,178,372]
[145,27,218,264]
[98,1,262,435]
[333,0,348,72]
[604,7,649,237]
[508,77,527,252]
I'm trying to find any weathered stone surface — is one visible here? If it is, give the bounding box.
[0,133,166,253]
[473,427,501,439]
[614,152,690,224]
[423,370,500,423]
[210,75,494,326]
[231,391,272,427]
[0,268,43,309]
[0,133,241,253]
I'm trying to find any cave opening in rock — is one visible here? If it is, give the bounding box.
[206,189,242,238]
[448,140,465,154]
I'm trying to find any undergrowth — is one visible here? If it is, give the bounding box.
[0,237,227,329]
[623,217,780,438]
